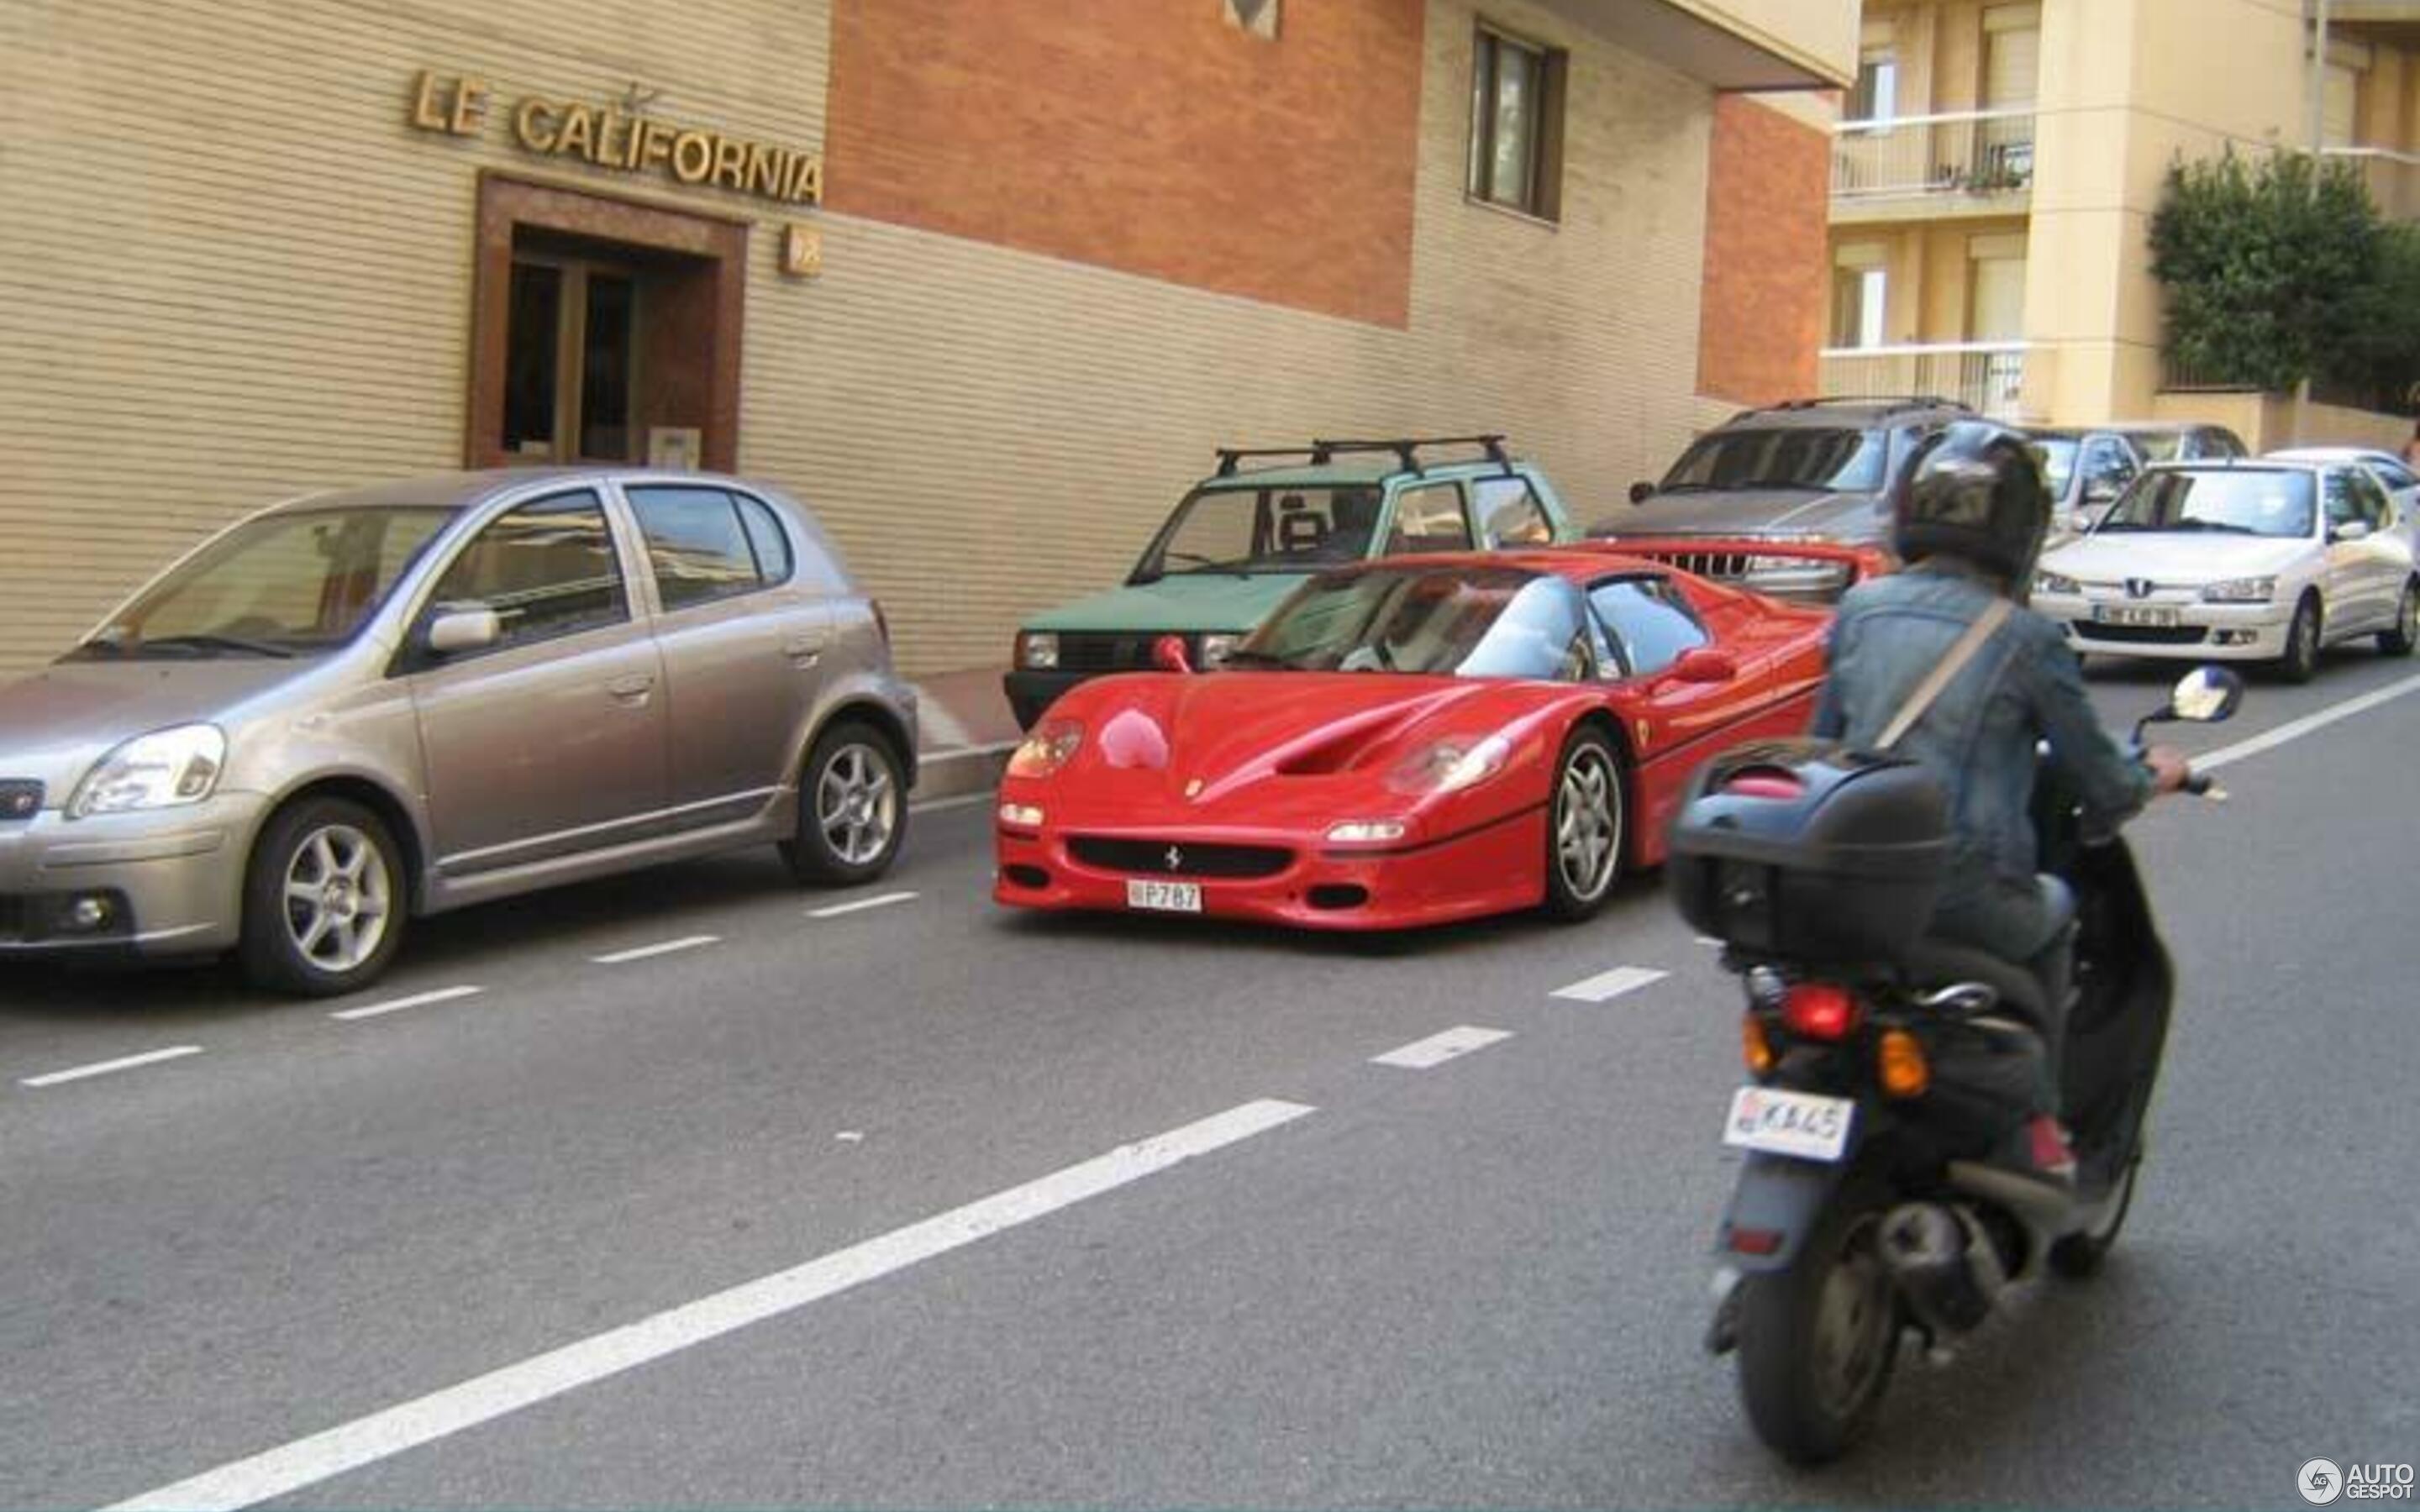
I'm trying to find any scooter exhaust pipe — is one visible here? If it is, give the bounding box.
[1878,1203,2005,1336]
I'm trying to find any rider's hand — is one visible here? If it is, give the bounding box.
[2143,744,2192,795]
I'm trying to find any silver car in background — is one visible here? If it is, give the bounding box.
[0,470,917,995]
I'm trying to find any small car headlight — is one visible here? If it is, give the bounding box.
[997,802,1046,828]
[1018,632,1060,670]
[1198,633,1241,669]
[2034,570,2082,596]
[1007,719,1084,779]
[1326,820,1407,843]
[68,723,227,819]
[2201,576,2276,604]
[1386,733,1512,796]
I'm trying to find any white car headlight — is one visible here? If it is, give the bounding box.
[69,723,227,819]
[1017,632,1060,670]
[2034,570,2082,596]
[2201,576,2276,604]
[1198,633,1242,669]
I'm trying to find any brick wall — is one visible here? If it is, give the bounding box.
[1697,94,1828,407]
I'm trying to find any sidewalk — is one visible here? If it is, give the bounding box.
[908,665,1020,804]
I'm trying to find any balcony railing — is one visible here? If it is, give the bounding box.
[2321,144,2420,221]
[1832,108,2038,202]
[1818,343,2029,420]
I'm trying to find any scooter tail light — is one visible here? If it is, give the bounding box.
[1877,1028,1930,1098]
[1781,982,1859,1041]
[1727,1226,1785,1257]
[1741,1014,1776,1077]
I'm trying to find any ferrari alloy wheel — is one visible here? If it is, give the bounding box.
[1542,728,1624,921]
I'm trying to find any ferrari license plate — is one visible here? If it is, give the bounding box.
[2092,603,2179,627]
[1126,879,1202,913]
[1722,1086,1855,1163]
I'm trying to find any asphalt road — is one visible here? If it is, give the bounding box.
[4,648,2417,1509]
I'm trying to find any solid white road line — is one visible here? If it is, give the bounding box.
[102,1097,1316,1512]
[19,1045,204,1089]
[2195,670,2420,772]
[808,890,918,920]
[329,986,485,1022]
[590,935,720,965]
[1370,1026,1512,1070]
[1551,965,1670,1004]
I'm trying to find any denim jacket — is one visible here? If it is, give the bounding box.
[1810,565,2151,900]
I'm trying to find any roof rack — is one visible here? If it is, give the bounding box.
[1749,396,1977,421]
[1213,434,1515,478]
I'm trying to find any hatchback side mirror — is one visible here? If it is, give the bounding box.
[1628,480,1655,506]
[426,605,502,656]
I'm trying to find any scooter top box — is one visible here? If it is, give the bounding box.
[1668,738,1951,960]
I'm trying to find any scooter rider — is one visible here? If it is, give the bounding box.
[1809,421,2191,1178]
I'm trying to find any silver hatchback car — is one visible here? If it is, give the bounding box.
[0,470,918,995]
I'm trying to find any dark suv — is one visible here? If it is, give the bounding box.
[1595,396,1974,596]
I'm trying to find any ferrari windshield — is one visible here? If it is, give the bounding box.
[2097,470,2315,538]
[71,507,455,659]
[1659,427,1886,493]
[1133,482,1386,580]
[1238,566,1590,680]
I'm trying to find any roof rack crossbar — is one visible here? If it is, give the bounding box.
[1305,433,1512,477]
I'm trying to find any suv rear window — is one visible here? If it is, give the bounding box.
[1660,428,1887,494]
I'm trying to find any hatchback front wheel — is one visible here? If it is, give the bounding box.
[239,796,407,996]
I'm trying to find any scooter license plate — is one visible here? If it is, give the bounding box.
[1722,1086,1855,1163]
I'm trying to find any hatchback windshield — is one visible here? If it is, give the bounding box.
[2097,470,2315,538]
[72,507,455,659]
[1133,483,1386,580]
[1659,428,1887,494]
[1235,567,1589,680]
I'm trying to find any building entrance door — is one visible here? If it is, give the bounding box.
[503,252,639,464]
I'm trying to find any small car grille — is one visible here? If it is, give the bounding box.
[1068,837,1292,879]
[1664,551,1754,580]
[0,780,40,822]
[2075,623,2210,646]
[1056,634,1163,673]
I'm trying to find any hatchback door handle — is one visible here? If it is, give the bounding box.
[606,673,656,699]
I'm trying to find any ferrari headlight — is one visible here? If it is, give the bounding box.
[1017,632,1060,670]
[2201,576,2276,604]
[68,723,226,819]
[1326,820,1407,843]
[997,802,1046,828]
[1007,719,1084,779]
[2034,570,2082,597]
[1386,733,1512,796]
[1198,633,1241,669]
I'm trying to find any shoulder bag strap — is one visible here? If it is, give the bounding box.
[1873,597,2013,752]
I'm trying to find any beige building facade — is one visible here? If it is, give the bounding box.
[0,0,1851,680]
[1823,0,2420,430]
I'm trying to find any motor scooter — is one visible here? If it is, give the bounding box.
[1670,664,2242,1464]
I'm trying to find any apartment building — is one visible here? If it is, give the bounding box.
[1822,0,2420,428]
[0,0,1851,678]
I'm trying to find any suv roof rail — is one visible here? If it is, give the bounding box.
[1213,433,1515,478]
[1763,395,1977,417]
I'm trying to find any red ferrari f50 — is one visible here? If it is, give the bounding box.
[993,543,1880,931]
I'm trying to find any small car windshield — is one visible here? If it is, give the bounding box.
[1133,483,1386,579]
[71,507,456,659]
[2096,470,2315,538]
[1240,567,1590,680]
[1658,428,1886,493]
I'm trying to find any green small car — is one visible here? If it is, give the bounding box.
[1005,435,1579,728]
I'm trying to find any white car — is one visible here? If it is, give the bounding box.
[2033,460,2418,683]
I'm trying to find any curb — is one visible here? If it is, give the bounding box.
[913,740,1016,806]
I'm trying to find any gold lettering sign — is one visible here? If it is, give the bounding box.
[408,71,823,207]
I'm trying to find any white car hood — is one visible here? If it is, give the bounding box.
[2041,532,2312,584]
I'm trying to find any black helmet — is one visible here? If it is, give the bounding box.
[1892,421,2050,591]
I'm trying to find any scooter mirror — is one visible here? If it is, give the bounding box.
[2168,664,2244,723]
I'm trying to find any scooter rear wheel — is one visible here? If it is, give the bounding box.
[1735,1184,1902,1465]
[2049,1158,2139,1278]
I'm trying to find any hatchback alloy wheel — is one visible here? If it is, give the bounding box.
[239,795,408,996]
[281,822,393,973]
[783,720,910,885]
[818,743,898,866]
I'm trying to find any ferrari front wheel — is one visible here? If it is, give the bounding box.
[1542,727,1625,921]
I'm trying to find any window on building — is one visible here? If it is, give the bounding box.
[1983,3,2042,109]
[1468,24,1567,221]
[1830,255,1887,349]
[1848,50,1897,123]
[1966,237,2028,342]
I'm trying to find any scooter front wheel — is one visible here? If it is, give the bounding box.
[1735,1183,1902,1465]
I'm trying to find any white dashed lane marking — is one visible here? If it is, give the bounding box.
[101,1098,1318,1512]
[1550,966,1670,1003]
[329,986,485,1022]
[590,935,721,966]
[20,1045,205,1089]
[809,891,918,920]
[1370,1026,1512,1069]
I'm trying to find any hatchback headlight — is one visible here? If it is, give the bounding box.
[2034,570,2082,596]
[69,723,226,819]
[1198,633,1241,669]
[1016,632,1060,670]
[2201,576,2276,604]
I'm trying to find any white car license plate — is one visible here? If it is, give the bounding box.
[2092,603,2180,627]
[1722,1086,1856,1163]
[1126,879,1202,913]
